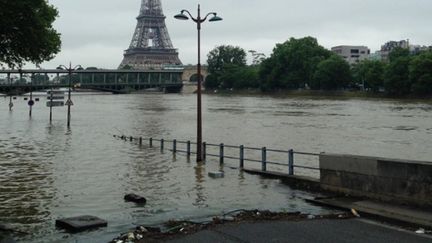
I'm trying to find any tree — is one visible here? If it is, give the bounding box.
[409,51,432,95]
[204,74,220,89]
[388,47,410,62]
[384,56,412,95]
[248,50,266,65]
[352,60,386,92]
[205,45,247,90]
[0,0,61,68]
[207,45,247,75]
[259,37,332,90]
[311,55,352,90]
[232,66,259,89]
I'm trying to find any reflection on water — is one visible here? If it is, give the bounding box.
[193,163,207,208]
[1,93,431,242]
[0,136,56,235]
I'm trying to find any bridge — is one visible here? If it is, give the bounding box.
[0,69,184,95]
[181,65,209,82]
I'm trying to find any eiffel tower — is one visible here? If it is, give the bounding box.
[120,0,182,70]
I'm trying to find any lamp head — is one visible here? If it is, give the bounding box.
[174,11,189,20]
[209,14,222,22]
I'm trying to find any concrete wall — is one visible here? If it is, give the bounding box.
[319,154,432,207]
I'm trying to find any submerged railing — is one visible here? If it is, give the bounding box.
[115,135,321,177]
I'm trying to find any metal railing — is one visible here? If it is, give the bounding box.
[115,135,321,177]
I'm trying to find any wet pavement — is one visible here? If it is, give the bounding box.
[167,218,432,243]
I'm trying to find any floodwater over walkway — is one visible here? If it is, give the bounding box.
[1,93,431,242]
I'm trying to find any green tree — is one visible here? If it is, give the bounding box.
[0,0,61,68]
[352,60,386,92]
[207,45,247,75]
[384,56,412,95]
[232,66,259,89]
[205,45,247,90]
[409,51,432,95]
[259,37,332,90]
[311,55,352,90]
[388,47,410,62]
[204,74,220,89]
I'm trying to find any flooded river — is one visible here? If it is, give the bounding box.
[0,93,431,242]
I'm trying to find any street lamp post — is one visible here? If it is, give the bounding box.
[175,4,222,162]
[57,63,82,127]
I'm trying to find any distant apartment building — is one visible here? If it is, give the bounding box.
[378,40,431,61]
[410,44,431,54]
[379,40,409,61]
[331,46,370,65]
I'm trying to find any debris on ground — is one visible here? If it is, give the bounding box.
[415,228,425,234]
[351,208,360,217]
[55,215,108,232]
[109,210,355,243]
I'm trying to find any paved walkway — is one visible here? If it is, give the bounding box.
[307,197,432,228]
[167,219,431,243]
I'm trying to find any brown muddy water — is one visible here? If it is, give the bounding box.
[0,93,431,242]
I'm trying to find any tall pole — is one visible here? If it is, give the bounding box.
[29,75,33,118]
[8,73,12,111]
[67,62,72,128]
[196,4,203,162]
[175,5,222,162]
[49,86,53,123]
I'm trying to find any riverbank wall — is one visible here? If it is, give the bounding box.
[244,153,432,208]
[319,154,432,208]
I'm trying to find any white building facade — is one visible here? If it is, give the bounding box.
[331,45,370,65]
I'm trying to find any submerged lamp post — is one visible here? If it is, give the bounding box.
[175,4,222,162]
[57,63,82,127]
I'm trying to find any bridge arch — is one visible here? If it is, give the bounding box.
[181,66,208,82]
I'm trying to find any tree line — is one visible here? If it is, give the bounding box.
[205,37,432,96]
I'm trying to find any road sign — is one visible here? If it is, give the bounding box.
[47,90,65,95]
[46,101,64,107]
[65,100,73,106]
[28,100,34,106]
[47,96,65,100]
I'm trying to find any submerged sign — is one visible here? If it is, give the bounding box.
[47,90,65,107]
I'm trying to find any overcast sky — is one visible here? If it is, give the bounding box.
[40,0,432,69]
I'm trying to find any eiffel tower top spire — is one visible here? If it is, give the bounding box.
[119,0,182,70]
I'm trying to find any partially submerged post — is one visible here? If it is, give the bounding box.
[288,149,294,175]
[219,143,224,165]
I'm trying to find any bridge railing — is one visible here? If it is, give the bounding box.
[115,135,321,178]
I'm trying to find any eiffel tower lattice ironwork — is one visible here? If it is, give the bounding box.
[120,0,182,70]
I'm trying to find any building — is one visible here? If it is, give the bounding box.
[331,46,370,65]
[378,40,432,61]
[379,40,409,61]
[410,45,431,54]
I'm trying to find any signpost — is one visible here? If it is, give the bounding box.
[47,90,65,122]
